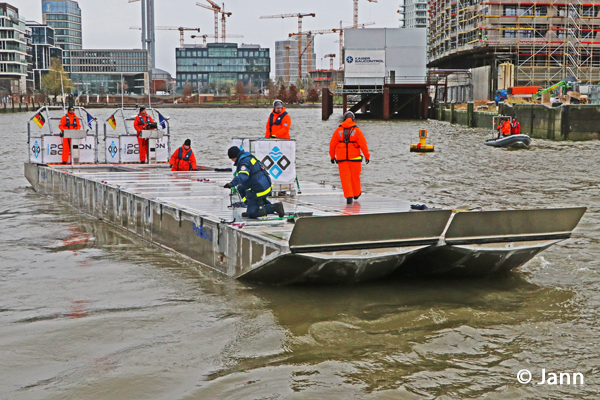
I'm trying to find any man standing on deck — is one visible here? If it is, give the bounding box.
[224,146,285,219]
[170,139,198,171]
[329,111,370,205]
[134,107,156,163]
[265,99,291,139]
[58,106,81,164]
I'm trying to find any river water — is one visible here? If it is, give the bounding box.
[1,108,599,399]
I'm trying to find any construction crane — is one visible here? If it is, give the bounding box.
[191,33,243,45]
[288,32,315,74]
[353,0,377,28]
[260,13,316,81]
[324,54,336,71]
[284,45,295,85]
[295,22,375,69]
[197,1,231,43]
[130,26,200,47]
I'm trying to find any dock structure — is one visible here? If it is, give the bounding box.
[323,28,431,121]
[24,162,586,285]
[335,78,430,121]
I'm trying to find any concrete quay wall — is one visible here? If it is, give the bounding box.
[432,103,600,141]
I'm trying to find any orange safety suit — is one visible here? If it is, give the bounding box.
[169,146,197,171]
[58,113,81,163]
[500,120,511,136]
[329,118,370,199]
[265,107,291,139]
[511,120,521,135]
[134,113,155,162]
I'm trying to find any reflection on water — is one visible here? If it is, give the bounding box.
[0,109,599,399]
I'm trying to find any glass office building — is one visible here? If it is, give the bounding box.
[175,42,270,94]
[0,3,28,94]
[66,49,148,95]
[42,0,82,51]
[26,21,63,91]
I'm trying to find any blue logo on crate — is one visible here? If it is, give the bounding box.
[108,141,118,158]
[261,146,291,180]
[31,140,40,159]
[346,56,353,64]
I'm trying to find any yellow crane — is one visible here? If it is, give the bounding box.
[196,1,232,43]
[295,22,375,69]
[284,45,295,85]
[324,53,336,71]
[130,26,201,47]
[191,33,243,46]
[353,0,378,27]
[260,13,316,80]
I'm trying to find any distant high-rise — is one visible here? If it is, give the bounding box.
[399,0,428,29]
[42,0,82,51]
[275,39,316,85]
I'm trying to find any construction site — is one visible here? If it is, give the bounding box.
[428,0,600,90]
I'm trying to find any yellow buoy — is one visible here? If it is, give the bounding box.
[410,129,435,152]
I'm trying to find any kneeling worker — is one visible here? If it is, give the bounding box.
[329,111,370,204]
[170,139,197,171]
[224,146,285,219]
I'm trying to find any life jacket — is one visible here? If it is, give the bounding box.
[331,119,367,162]
[135,113,153,136]
[62,114,79,129]
[235,151,272,197]
[177,146,193,162]
[501,121,511,135]
[511,120,521,134]
[268,111,288,134]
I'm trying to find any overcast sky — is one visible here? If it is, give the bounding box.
[16,0,401,76]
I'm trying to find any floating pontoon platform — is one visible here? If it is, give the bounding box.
[24,163,586,285]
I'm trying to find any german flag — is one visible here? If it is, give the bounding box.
[32,112,45,129]
[108,115,117,130]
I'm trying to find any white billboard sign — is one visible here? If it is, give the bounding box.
[31,135,96,163]
[106,135,170,163]
[255,140,296,185]
[344,50,386,78]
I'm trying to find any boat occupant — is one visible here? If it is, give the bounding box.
[496,119,511,138]
[134,106,156,163]
[265,99,291,139]
[511,117,521,135]
[329,111,370,205]
[170,139,198,171]
[224,146,285,219]
[58,106,81,164]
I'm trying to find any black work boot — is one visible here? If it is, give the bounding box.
[346,197,353,205]
[273,202,285,218]
[354,192,362,200]
[241,212,248,218]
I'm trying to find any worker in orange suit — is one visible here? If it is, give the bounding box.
[329,111,370,205]
[58,105,81,164]
[265,99,291,139]
[496,119,511,138]
[133,106,156,162]
[169,139,198,171]
[511,117,521,135]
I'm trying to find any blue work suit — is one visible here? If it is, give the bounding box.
[230,150,274,218]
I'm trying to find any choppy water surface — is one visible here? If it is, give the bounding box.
[1,108,599,399]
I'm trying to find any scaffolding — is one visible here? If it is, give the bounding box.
[428,0,600,86]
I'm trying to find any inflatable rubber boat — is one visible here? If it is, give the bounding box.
[485,134,531,149]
